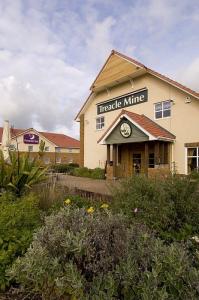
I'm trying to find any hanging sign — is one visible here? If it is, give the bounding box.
[23,133,39,144]
[97,88,148,114]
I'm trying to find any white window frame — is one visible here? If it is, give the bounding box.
[45,146,49,152]
[28,145,33,152]
[154,100,171,120]
[186,147,199,174]
[96,116,105,130]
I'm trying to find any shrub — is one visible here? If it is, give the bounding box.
[9,207,199,299]
[51,163,79,174]
[0,193,41,290]
[32,181,69,211]
[112,174,199,241]
[72,167,105,179]
[0,151,47,196]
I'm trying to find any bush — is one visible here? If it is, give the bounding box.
[112,174,199,241]
[51,163,79,174]
[0,151,47,196]
[72,167,105,179]
[9,207,199,299]
[0,193,41,290]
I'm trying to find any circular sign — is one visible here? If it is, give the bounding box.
[120,122,132,138]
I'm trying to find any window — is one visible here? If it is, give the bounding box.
[44,157,50,164]
[96,116,105,130]
[28,145,33,152]
[45,146,49,152]
[55,147,61,152]
[187,147,199,173]
[149,153,155,168]
[154,100,171,119]
[56,157,61,164]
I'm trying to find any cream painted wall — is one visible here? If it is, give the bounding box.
[4,130,80,154]
[83,73,199,174]
[10,130,56,152]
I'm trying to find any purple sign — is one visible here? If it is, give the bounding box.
[23,134,39,144]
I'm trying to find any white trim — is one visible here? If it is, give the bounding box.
[154,100,171,120]
[96,115,105,131]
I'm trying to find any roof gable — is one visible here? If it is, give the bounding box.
[98,109,175,144]
[0,127,80,148]
[75,50,199,121]
[91,50,146,92]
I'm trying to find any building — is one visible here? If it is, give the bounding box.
[0,125,80,165]
[75,50,199,178]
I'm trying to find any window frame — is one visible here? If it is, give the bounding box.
[45,146,50,152]
[96,116,105,131]
[28,145,33,152]
[154,100,171,120]
[55,147,61,153]
[186,147,199,174]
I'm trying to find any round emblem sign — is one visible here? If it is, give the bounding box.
[120,122,132,138]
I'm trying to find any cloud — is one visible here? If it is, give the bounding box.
[0,0,198,140]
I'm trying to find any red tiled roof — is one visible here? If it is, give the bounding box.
[98,109,175,143]
[0,127,80,148]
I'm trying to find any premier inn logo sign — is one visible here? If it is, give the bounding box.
[97,88,148,114]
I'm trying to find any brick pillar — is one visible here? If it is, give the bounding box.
[80,114,84,167]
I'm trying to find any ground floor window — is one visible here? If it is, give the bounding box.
[187,147,199,173]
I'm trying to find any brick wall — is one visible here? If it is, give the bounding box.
[19,151,80,165]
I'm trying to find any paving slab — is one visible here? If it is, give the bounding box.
[58,174,120,195]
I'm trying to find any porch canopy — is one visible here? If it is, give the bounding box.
[98,110,176,177]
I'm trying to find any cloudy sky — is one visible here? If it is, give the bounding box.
[0,0,198,138]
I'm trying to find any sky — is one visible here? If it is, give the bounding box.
[0,0,198,139]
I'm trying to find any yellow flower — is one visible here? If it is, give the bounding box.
[87,206,94,214]
[100,203,109,209]
[64,199,71,205]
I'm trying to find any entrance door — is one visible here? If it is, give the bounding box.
[132,152,142,174]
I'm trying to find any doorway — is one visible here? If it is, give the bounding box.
[132,152,143,174]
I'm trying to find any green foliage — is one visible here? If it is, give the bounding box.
[38,140,45,159]
[51,163,79,174]
[0,151,47,196]
[0,193,41,291]
[33,181,69,211]
[112,174,199,240]
[9,208,199,299]
[72,167,105,179]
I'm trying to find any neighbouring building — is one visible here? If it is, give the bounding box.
[0,125,80,165]
[75,50,199,178]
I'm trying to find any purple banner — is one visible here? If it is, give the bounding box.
[23,134,39,144]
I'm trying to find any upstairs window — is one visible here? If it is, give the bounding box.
[155,100,171,119]
[96,116,105,130]
[45,146,49,152]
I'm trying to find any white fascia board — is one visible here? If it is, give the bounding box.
[99,113,156,145]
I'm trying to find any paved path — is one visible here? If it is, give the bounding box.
[58,174,120,195]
